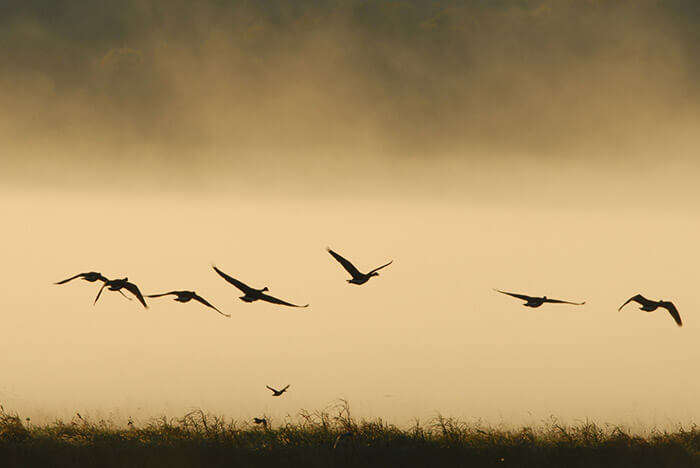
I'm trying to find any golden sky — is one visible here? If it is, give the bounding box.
[1,186,698,426]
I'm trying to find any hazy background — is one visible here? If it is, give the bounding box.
[1,0,699,427]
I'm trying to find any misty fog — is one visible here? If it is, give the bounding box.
[1,0,699,192]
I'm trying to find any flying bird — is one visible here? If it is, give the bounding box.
[495,289,585,308]
[147,290,230,317]
[212,266,308,308]
[253,417,268,428]
[618,294,682,327]
[94,278,148,308]
[326,247,392,285]
[56,271,133,301]
[266,385,290,397]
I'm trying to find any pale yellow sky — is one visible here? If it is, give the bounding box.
[1,185,698,426]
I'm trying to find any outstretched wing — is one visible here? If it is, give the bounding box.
[212,266,254,294]
[369,260,393,275]
[56,272,108,284]
[94,283,108,305]
[124,282,148,308]
[280,384,290,392]
[494,289,533,302]
[327,248,362,278]
[55,273,87,285]
[660,302,683,327]
[192,293,231,318]
[618,294,649,311]
[266,385,278,393]
[146,291,180,298]
[260,292,309,308]
[544,298,585,305]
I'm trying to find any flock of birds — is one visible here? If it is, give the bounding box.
[54,248,392,315]
[54,246,685,412]
[493,290,682,326]
[55,246,685,327]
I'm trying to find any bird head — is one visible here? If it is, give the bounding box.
[543,296,547,300]
[371,272,380,277]
[262,287,269,292]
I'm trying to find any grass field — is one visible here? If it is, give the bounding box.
[1,403,698,467]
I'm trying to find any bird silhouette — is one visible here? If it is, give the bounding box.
[56,271,133,301]
[495,289,585,307]
[618,294,682,327]
[147,290,230,317]
[326,247,392,285]
[253,417,268,428]
[266,385,290,396]
[212,266,308,308]
[94,278,148,308]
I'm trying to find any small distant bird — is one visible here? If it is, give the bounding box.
[212,266,308,308]
[147,291,230,317]
[618,294,682,327]
[266,385,290,397]
[253,417,268,428]
[94,278,148,308]
[56,271,133,300]
[495,289,585,308]
[326,247,392,285]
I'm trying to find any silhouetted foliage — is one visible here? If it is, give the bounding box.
[0,404,698,467]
